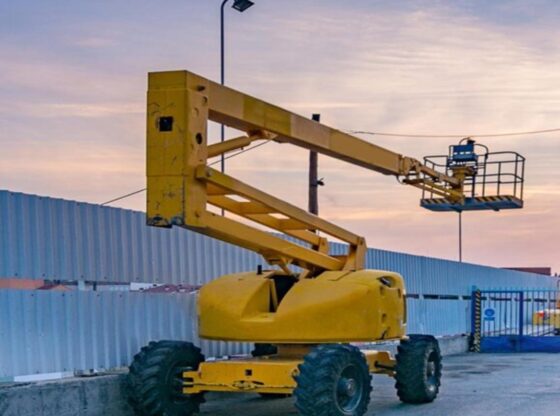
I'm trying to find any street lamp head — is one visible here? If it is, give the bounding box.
[232,0,254,12]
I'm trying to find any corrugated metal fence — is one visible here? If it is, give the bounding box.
[0,290,250,379]
[0,191,259,285]
[0,190,557,378]
[1,191,553,293]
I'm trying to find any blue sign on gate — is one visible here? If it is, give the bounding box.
[484,308,496,321]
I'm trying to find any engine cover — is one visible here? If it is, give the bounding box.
[198,269,406,343]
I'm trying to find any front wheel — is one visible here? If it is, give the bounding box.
[395,334,442,404]
[127,340,205,416]
[294,344,372,416]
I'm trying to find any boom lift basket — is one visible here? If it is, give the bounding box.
[420,140,525,212]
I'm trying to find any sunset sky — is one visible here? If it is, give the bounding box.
[1,0,559,273]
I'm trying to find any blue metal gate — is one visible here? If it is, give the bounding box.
[472,289,560,353]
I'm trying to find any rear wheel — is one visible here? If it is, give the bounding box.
[127,340,205,416]
[395,335,442,404]
[294,344,372,416]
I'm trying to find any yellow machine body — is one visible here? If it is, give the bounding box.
[183,347,396,394]
[185,357,300,394]
[135,69,522,411]
[199,269,406,343]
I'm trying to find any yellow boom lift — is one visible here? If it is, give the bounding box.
[128,70,525,416]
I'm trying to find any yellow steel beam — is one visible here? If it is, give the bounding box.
[184,358,299,395]
[403,178,463,200]
[207,196,275,214]
[201,212,343,271]
[197,166,362,246]
[202,71,459,189]
[207,195,323,247]
[147,70,459,191]
[207,184,229,196]
[207,130,275,159]
[207,135,255,158]
[147,71,209,229]
[207,81,401,175]
[400,158,460,188]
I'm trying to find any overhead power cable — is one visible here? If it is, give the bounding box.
[101,188,146,206]
[101,125,560,205]
[349,127,560,138]
[101,139,273,206]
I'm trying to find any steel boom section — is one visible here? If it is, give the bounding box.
[146,70,460,274]
[206,76,459,189]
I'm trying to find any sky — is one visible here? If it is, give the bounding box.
[1,0,559,273]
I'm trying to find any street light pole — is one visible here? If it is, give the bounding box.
[220,0,228,176]
[219,0,254,216]
[219,0,255,177]
[459,212,463,262]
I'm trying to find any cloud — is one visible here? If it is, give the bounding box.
[1,0,559,272]
[71,37,117,48]
[0,101,143,118]
[38,102,143,118]
[279,102,362,110]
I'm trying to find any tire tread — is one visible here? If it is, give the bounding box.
[127,340,204,416]
[395,335,442,404]
[294,344,372,416]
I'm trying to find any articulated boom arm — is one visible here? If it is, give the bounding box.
[147,70,462,276]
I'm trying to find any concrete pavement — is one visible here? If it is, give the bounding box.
[2,352,560,415]
[201,353,560,416]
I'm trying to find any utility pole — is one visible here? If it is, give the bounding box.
[308,114,321,215]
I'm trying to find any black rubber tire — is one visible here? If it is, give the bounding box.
[0,394,7,416]
[294,344,372,416]
[395,334,442,404]
[127,340,205,416]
